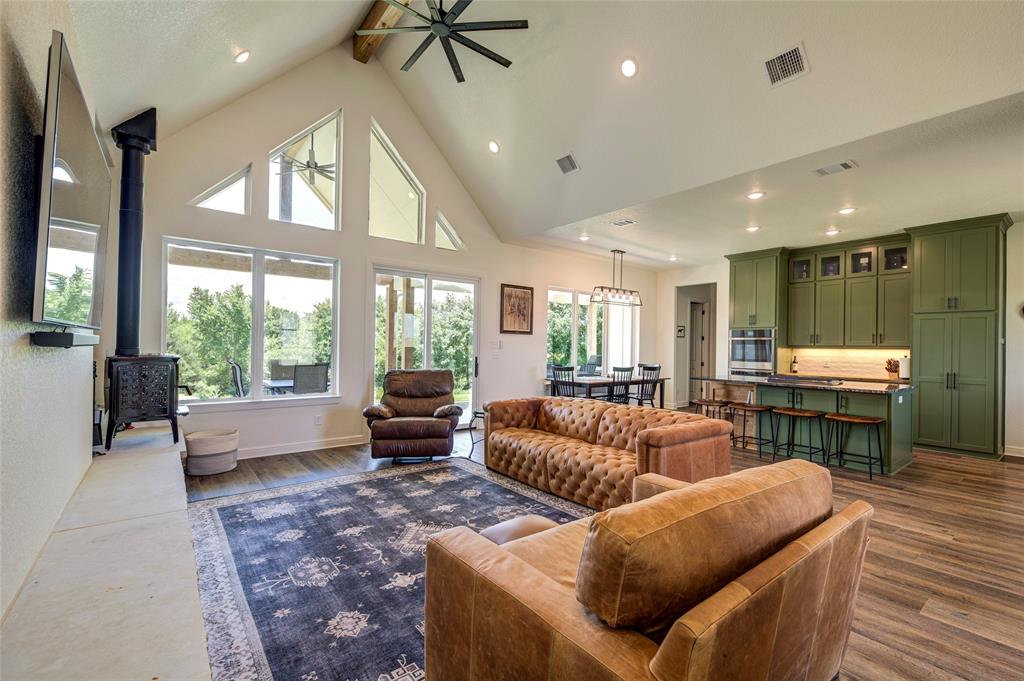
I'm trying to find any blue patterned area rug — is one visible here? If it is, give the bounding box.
[189,458,591,681]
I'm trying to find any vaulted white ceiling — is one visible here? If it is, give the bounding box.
[375,1,1024,262]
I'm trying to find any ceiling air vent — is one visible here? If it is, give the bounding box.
[764,44,808,86]
[556,153,580,175]
[611,218,637,227]
[813,160,860,177]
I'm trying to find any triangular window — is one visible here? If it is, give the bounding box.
[269,112,340,230]
[369,120,424,244]
[435,211,464,251]
[189,165,250,215]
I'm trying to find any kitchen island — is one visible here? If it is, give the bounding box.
[691,375,914,475]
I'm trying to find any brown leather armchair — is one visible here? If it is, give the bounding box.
[425,459,873,681]
[363,369,463,459]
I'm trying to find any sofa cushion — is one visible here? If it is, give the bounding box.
[503,518,591,592]
[595,405,707,452]
[487,428,577,491]
[546,440,637,511]
[370,416,452,440]
[537,398,611,444]
[575,459,833,633]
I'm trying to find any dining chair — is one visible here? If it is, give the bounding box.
[270,359,296,380]
[228,358,246,398]
[550,365,576,397]
[293,363,329,394]
[600,366,634,404]
[632,363,661,408]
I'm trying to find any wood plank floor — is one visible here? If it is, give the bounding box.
[185,433,1024,680]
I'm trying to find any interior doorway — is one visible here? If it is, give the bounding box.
[674,283,716,407]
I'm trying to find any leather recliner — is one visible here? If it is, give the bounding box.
[363,369,464,459]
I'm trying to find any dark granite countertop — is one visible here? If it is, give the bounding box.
[690,375,914,395]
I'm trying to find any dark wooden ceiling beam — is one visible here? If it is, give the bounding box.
[353,0,412,64]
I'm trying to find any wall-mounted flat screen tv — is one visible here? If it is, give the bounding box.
[33,30,111,330]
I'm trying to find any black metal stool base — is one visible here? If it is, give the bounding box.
[729,406,775,459]
[825,418,885,480]
[772,411,827,464]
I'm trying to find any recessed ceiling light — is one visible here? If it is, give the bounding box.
[838,206,856,215]
[578,233,591,241]
[746,225,760,232]
[825,226,840,236]
[234,50,251,64]
[669,255,678,262]
[620,58,638,78]
[746,190,765,200]
[488,140,500,154]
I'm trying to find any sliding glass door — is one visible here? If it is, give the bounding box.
[374,269,477,426]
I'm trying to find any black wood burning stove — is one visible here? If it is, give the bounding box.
[103,107,188,449]
[105,355,182,449]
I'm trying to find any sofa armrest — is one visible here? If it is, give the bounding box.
[635,419,733,482]
[426,527,659,681]
[633,473,692,502]
[362,403,395,426]
[433,404,463,419]
[484,398,544,431]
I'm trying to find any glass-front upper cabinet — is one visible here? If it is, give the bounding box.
[881,244,910,273]
[789,256,813,283]
[816,251,844,279]
[847,246,876,278]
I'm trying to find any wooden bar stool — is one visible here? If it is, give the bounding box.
[824,412,886,480]
[728,402,774,458]
[693,389,730,419]
[771,407,827,464]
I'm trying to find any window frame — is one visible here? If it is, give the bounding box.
[369,119,426,245]
[546,287,638,375]
[267,109,343,232]
[161,236,341,407]
[435,210,464,251]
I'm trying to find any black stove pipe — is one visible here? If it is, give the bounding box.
[110,108,157,356]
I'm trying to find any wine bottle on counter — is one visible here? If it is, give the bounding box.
[791,355,799,374]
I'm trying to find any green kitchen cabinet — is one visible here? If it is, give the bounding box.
[814,280,845,346]
[949,313,997,453]
[834,391,913,474]
[911,312,997,455]
[880,243,910,274]
[816,251,845,280]
[845,277,878,346]
[846,246,877,278]
[788,282,815,347]
[727,249,785,329]
[910,218,1001,313]
[789,255,814,283]
[877,273,911,347]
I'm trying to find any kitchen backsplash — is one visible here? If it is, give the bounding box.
[776,347,910,380]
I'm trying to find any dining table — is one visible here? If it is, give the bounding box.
[544,375,671,408]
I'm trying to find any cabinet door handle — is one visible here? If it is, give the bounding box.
[871,332,876,344]
[952,372,958,389]
[946,297,951,309]
[809,333,814,345]
[945,372,951,389]
[953,297,959,309]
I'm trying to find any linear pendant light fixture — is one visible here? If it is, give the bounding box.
[592,249,643,307]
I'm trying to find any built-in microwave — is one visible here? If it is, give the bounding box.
[728,329,775,376]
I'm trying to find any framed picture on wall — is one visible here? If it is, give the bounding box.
[500,283,533,334]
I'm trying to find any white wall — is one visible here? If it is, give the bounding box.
[0,1,96,615]
[99,43,658,458]
[1005,225,1024,456]
[655,263,730,408]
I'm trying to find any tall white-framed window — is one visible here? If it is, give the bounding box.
[163,237,339,403]
[546,288,637,376]
[268,111,341,230]
[369,119,425,244]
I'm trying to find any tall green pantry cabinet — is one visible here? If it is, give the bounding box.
[908,214,1011,458]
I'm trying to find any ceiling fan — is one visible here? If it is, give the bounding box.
[355,0,528,83]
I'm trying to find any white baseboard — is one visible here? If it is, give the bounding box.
[237,435,367,460]
[1003,444,1024,460]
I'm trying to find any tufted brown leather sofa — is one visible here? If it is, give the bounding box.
[362,369,463,459]
[425,459,873,681]
[484,397,733,510]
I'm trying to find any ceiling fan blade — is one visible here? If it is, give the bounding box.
[381,0,431,24]
[401,33,437,71]
[443,0,472,25]
[450,20,528,31]
[355,26,431,35]
[424,0,441,22]
[440,36,465,83]
[449,32,511,68]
